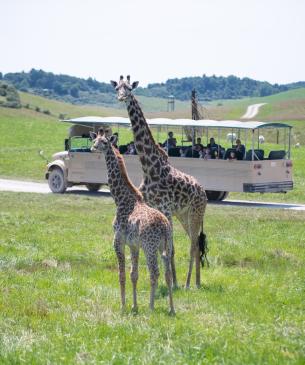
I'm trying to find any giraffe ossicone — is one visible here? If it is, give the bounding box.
[111,76,208,289]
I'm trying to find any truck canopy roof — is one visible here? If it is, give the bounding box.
[62,116,292,130]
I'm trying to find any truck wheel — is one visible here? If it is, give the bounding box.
[206,190,228,201]
[48,168,67,193]
[218,191,229,201]
[86,184,102,192]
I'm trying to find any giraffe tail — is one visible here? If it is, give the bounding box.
[198,224,209,268]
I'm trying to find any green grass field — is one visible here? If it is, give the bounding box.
[0,192,305,364]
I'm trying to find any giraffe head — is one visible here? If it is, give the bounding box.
[91,135,116,153]
[110,75,139,101]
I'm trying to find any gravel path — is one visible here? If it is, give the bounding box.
[1,178,304,211]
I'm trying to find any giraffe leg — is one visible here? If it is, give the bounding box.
[113,236,126,311]
[176,212,193,288]
[176,211,202,288]
[130,246,139,313]
[170,244,178,289]
[144,247,159,311]
[186,242,196,289]
[161,246,175,315]
[189,213,204,289]
[164,215,178,289]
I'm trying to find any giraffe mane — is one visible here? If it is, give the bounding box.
[112,146,144,201]
[146,125,169,160]
[130,95,168,161]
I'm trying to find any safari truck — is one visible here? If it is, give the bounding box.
[45,116,293,200]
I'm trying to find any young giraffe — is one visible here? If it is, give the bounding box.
[110,76,208,289]
[91,135,175,314]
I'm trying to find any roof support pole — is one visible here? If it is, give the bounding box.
[252,129,255,161]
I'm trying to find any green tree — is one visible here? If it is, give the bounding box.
[70,85,79,98]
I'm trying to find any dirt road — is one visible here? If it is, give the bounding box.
[241,103,267,119]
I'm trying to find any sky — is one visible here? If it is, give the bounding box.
[1,0,305,86]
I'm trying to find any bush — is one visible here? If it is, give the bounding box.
[35,106,41,112]
[43,109,51,115]
[0,81,21,108]
[70,86,79,98]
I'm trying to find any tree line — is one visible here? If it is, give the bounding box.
[1,69,304,104]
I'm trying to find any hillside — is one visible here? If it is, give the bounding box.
[204,88,305,122]
[3,86,305,123]
[2,69,305,106]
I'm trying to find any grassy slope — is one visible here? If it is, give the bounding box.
[0,192,304,364]
[20,91,189,115]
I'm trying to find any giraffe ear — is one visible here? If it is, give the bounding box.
[109,135,117,145]
[132,81,139,89]
[110,80,118,88]
[89,131,97,140]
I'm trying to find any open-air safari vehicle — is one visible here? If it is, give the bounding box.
[45,116,293,200]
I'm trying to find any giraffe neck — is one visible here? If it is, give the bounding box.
[104,146,143,207]
[125,94,169,180]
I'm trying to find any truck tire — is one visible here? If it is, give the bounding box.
[86,184,102,192]
[206,190,229,201]
[48,168,67,193]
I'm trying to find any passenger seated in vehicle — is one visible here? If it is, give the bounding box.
[234,139,245,160]
[208,137,224,158]
[227,151,237,160]
[207,137,219,150]
[180,144,199,158]
[211,149,219,159]
[163,131,177,149]
[199,147,212,160]
[194,137,204,150]
[179,147,187,157]
[125,141,137,155]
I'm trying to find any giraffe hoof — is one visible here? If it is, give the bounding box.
[131,306,138,314]
[168,309,176,316]
[172,284,179,290]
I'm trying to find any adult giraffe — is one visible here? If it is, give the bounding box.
[110,76,208,288]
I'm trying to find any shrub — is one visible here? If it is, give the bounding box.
[0,81,21,108]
